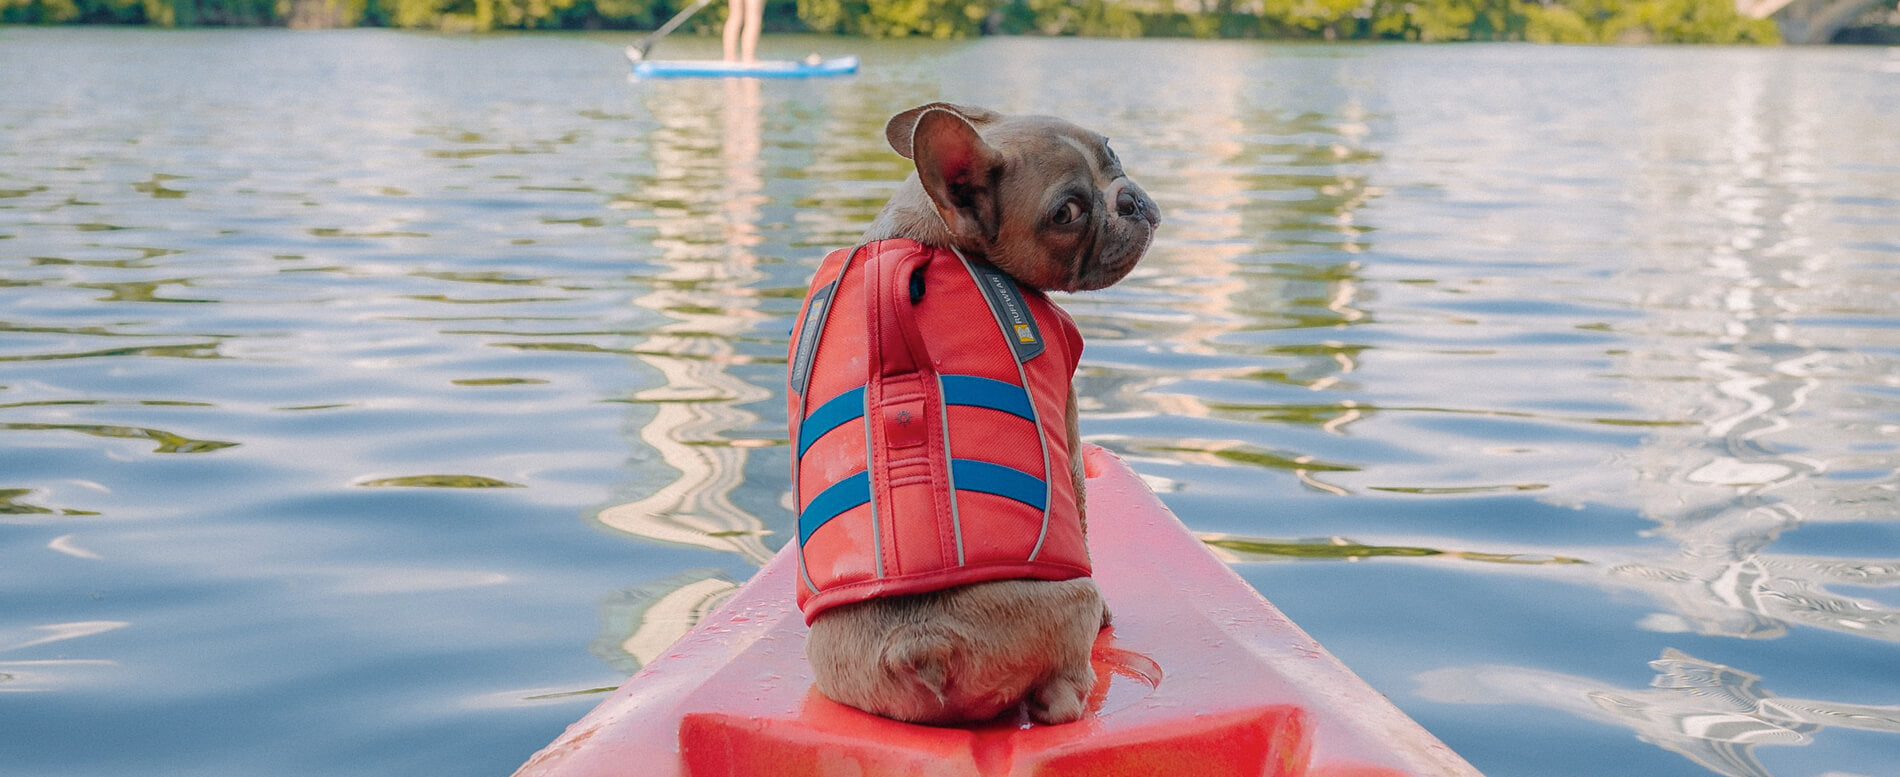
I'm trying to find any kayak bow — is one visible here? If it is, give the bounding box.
[515,444,1484,777]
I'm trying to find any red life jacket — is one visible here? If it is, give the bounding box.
[787,238,1090,623]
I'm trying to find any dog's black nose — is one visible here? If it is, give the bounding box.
[1115,188,1143,218]
[1114,186,1159,225]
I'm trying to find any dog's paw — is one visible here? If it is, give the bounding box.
[1026,665,1093,725]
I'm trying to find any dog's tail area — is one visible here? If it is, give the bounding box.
[877,622,959,710]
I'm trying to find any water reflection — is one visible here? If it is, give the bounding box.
[0,421,238,453]
[1048,47,1900,776]
[1392,49,1900,777]
[1152,439,1361,495]
[2,489,86,518]
[593,79,776,565]
[46,534,104,559]
[1200,532,1586,566]
[587,569,739,674]
[1418,649,1900,777]
[0,342,225,362]
[1089,55,1382,481]
[1598,63,1900,644]
[0,620,126,693]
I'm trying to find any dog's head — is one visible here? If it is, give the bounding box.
[884,102,1160,292]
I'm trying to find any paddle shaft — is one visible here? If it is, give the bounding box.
[628,0,719,61]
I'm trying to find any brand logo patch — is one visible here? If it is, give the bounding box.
[967,260,1045,362]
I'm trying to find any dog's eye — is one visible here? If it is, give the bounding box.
[1052,199,1086,226]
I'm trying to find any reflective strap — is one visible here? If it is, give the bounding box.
[959,251,1045,362]
[940,374,1034,422]
[788,280,836,397]
[798,470,870,546]
[797,386,866,458]
[949,459,1047,512]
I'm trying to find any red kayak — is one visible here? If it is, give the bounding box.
[515,445,1484,777]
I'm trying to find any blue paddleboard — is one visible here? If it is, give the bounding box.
[630,55,860,79]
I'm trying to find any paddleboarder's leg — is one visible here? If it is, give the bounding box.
[721,0,740,61]
[722,0,764,62]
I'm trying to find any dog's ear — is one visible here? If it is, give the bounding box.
[909,108,1003,246]
[885,102,1001,160]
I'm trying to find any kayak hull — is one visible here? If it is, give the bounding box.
[515,445,1484,777]
[631,56,860,79]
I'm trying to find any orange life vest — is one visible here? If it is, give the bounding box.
[787,239,1090,623]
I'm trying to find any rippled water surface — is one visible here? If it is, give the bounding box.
[4,28,1899,777]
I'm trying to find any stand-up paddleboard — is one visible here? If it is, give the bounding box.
[515,445,1485,777]
[629,55,860,79]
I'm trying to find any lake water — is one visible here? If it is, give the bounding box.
[3,27,1899,777]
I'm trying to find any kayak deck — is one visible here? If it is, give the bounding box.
[515,445,1483,777]
[630,55,860,79]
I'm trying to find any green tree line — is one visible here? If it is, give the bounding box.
[1,0,1781,43]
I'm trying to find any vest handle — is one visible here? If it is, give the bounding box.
[872,244,936,380]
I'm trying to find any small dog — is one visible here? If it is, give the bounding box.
[790,102,1159,725]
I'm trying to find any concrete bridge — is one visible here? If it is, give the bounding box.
[1743,0,1894,43]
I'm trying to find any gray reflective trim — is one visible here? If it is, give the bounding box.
[863,385,883,579]
[964,255,1045,362]
[788,280,835,397]
[936,376,965,567]
[793,245,863,595]
[950,248,1053,561]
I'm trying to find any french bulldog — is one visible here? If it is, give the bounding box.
[802,102,1160,726]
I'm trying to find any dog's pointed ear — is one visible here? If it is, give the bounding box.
[885,102,1001,160]
[909,108,1003,246]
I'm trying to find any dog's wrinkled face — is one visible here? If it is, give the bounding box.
[886,103,1160,292]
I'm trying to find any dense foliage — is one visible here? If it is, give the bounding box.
[0,0,1783,43]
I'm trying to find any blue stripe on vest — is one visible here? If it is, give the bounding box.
[797,386,866,458]
[950,459,1047,511]
[799,470,870,546]
[940,374,1035,422]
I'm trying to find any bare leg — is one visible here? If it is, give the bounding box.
[721,0,743,61]
[738,0,764,63]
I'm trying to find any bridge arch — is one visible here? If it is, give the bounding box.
[1744,0,1894,43]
